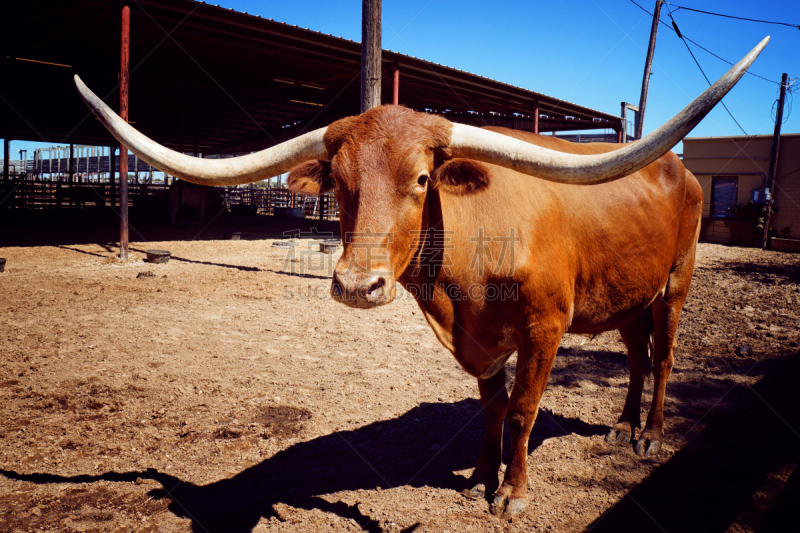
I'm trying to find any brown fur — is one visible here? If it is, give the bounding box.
[288,105,703,519]
[431,159,490,194]
[287,160,334,195]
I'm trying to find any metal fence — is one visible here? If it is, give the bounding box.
[0,178,339,220]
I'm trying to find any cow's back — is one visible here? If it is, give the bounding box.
[432,128,702,337]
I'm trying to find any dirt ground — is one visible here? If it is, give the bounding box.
[1,212,799,533]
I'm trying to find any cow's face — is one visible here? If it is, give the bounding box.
[288,106,486,308]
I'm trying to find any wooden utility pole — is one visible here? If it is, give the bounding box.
[634,0,663,141]
[361,0,381,113]
[119,5,130,260]
[762,72,789,249]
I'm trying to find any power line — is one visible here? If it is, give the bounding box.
[681,35,779,85]
[667,11,748,135]
[664,3,800,29]
[628,0,780,85]
[775,162,800,182]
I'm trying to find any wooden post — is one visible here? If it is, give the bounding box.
[119,4,130,260]
[634,0,663,141]
[762,72,788,249]
[620,102,628,143]
[532,101,539,134]
[392,62,399,105]
[360,0,381,113]
[68,142,74,207]
[109,146,116,207]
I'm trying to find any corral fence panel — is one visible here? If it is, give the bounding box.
[1,177,339,221]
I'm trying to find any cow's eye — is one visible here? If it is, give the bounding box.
[417,174,429,188]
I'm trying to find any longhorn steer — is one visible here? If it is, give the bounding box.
[169,180,222,224]
[74,37,768,520]
[56,185,105,208]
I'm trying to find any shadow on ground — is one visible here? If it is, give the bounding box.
[4,352,799,532]
[2,399,604,532]
[549,348,628,389]
[586,351,800,533]
[697,260,800,285]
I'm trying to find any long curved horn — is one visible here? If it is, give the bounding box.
[449,36,769,184]
[74,75,328,186]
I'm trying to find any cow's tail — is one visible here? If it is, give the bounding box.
[641,305,654,380]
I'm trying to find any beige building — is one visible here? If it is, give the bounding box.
[682,133,800,250]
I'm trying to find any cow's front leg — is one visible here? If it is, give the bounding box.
[491,331,560,521]
[463,368,508,500]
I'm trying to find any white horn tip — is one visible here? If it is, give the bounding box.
[74,74,89,95]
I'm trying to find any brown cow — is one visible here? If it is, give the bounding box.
[169,180,222,224]
[288,112,701,520]
[56,185,106,208]
[74,37,768,520]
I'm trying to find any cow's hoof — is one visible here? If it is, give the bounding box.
[461,483,486,500]
[490,494,526,521]
[606,427,632,445]
[634,437,661,457]
[502,499,527,521]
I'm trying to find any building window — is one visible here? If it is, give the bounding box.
[711,176,738,218]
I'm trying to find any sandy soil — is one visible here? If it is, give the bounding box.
[1,213,799,533]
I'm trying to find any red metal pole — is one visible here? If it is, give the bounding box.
[392,62,399,105]
[532,100,539,134]
[119,5,130,260]
[617,122,623,144]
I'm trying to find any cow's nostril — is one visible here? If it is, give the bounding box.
[331,276,344,298]
[367,277,386,296]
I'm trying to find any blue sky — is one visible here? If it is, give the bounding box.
[5,0,798,159]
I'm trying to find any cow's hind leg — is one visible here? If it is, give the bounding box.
[463,368,508,501]
[607,308,653,445]
[491,325,561,520]
[636,251,696,457]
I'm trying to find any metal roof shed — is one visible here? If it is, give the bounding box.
[0,0,623,156]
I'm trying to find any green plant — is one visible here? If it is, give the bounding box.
[727,201,777,231]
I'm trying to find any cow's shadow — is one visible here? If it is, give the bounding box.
[2,399,605,532]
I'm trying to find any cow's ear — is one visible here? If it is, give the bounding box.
[287,160,334,196]
[431,159,490,195]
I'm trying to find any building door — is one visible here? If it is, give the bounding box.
[711,176,737,218]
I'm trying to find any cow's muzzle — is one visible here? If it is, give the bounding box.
[331,270,395,308]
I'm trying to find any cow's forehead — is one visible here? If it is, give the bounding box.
[325,106,451,160]
[326,107,449,188]
[330,140,429,191]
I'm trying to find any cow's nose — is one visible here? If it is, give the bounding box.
[331,271,394,308]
